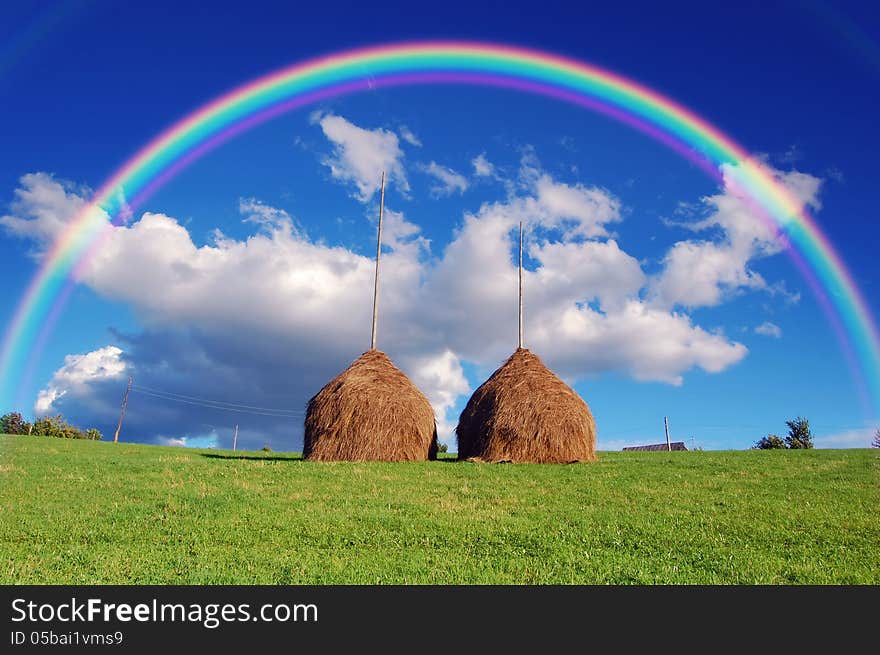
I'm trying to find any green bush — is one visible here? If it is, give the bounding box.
[3,411,102,441]
[0,412,30,435]
[785,417,814,449]
[31,414,101,440]
[754,434,786,450]
[84,428,103,441]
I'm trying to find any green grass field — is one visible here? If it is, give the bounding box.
[1,434,877,584]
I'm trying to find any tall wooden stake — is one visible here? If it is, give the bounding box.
[113,376,132,443]
[370,171,386,351]
[232,424,238,452]
[664,416,671,452]
[518,221,524,350]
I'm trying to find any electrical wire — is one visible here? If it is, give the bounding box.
[129,387,303,418]
[130,384,304,414]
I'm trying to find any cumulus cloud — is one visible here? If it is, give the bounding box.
[419,161,469,197]
[379,207,430,256]
[398,125,422,147]
[157,436,187,447]
[35,345,127,415]
[0,173,93,251]
[754,322,782,338]
[533,301,746,385]
[414,160,745,383]
[771,167,823,212]
[157,434,218,449]
[17,180,436,447]
[312,112,408,201]
[10,154,792,447]
[417,192,746,384]
[814,426,876,448]
[239,197,301,235]
[78,205,428,353]
[650,163,823,309]
[472,153,497,178]
[403,350,470,444]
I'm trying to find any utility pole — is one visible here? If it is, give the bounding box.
[518,221,524,350]
[664,416,671,452]
[113,376,132,443]
[370,171,386,351]
[232,424,238,452]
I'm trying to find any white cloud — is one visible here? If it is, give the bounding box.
[156,433,219,449]
[35,345,127,415]
[651,240,768,308]
[80,207,425,354]
[419,161,469,197]
[771,168,823,212]
[398,125,422,147]
[505,150,622,239]
[650,163,823,309]
[11,157,774,446]
[61,162,743,387]
[755,321,782,338]
[814,426,876,449]
[312,113,408,201]
[403,350,470,445]
[533,301,747,385]
[472,153,496,178]
[380,207,430,256]
[416,164,746,382]
[530,174,621,238]
[530,238,646,311]
[239,197,301,235]
[157,436,187,447]
[0,173,91,250]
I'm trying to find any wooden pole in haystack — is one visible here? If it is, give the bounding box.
[370,171,386,351]
[518,221,524,350]
[232,424,238,451]
[664,415,671,451]
[113,376,132,443]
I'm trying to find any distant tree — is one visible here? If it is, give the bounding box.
[0,412,30,435]
[30,414,100,440]
[872,429,880,449]
[754,434,786,450]
[261,445,272,453]
[84,428,103,441]
[33,415,75,439]
[785,417,814,449]
[3,412,100,440]
[437,442,449,454]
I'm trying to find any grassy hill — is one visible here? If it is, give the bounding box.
[1,434,877,584]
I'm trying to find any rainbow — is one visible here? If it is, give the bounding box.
[2,41,878,416]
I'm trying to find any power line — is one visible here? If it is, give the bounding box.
[130,389,302,417]
[130,384,303,414]
[129,388,303,418]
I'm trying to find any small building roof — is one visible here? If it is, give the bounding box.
[622,442,688,451]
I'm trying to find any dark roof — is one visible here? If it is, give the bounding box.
[622,442,688,452]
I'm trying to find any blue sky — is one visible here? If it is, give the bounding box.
[1,0,878,451]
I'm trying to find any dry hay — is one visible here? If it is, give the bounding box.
[303,349,437,461]
[455,348,596,463]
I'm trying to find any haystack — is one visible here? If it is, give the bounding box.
[303,349,438,461]
[455,347,596,463]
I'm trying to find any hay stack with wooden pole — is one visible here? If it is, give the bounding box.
[303,172,438,461]
[455,222,597,463]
